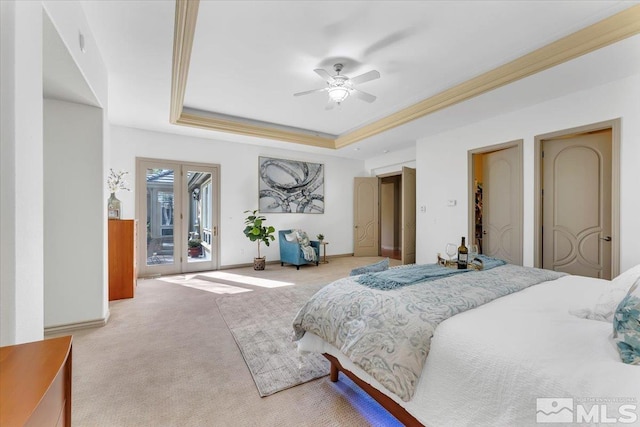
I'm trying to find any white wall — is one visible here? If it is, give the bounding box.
[1,0,107,344]
[365,146,416,176]
[380,182,394,250]
[110,126,367,267]
[417,72,640,272]
[42,1,108,107]
[44,99,107,328]
[0,0,44,345]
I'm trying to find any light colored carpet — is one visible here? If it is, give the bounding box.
[51,256,403,426]
[217,282,328,396]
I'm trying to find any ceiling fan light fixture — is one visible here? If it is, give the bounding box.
[295,63,379,106]
[328,86,350,103]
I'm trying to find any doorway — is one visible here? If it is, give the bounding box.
[353,167,416,264]
[468,140,523,265]
[380,175,401,260]
[535,120,620,279]
[137,158,220,277]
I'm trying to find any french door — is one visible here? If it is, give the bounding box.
[137,158,219,277]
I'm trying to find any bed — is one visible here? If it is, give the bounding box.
[292,261,640,426]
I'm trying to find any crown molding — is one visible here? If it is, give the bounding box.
[177,112,335,148]
[334,4,640,148]
[170,0,199,124]
[171,3,640,150]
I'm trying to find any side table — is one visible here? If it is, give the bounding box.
[320,241,329,263]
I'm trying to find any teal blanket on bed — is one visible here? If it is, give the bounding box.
[293,263,565,401]
[356,255,506,290]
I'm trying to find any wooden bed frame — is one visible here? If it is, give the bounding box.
[323,353,424,427]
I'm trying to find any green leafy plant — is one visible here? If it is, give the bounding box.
[188,238,202,248]
[316,233,324,241]
[243,210,275,259]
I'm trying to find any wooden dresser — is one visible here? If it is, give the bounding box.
[0,336,73,427]
[108,219,137,300]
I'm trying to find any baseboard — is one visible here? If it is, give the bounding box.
[325,252,354,259]
[138,253,359,275]
[219,253,355,270]
[44,311,110,336]
[218,259,281,270]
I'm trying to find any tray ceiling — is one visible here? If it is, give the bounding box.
[82,1,640,158]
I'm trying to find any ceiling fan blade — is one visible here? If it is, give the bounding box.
[294,88,326,97]
[349,70,380,85]
[351,88,376,103]
[314,68,334,82]
[363,29,416,58]
[325,100,335,110]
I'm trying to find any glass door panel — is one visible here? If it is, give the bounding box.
[183,166,218,272]
[137,159,219,277]
[145,168,176,272]
[186,171,212,264]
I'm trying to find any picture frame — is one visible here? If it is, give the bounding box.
[258,156,324,213]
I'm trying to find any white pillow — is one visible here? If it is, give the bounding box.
[612,263,640,290]
[284,231,298,242]
[570,264,640,322]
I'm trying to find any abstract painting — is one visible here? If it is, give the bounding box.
[258,157,324,213]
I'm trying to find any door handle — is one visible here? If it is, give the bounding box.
[600,236,612,242]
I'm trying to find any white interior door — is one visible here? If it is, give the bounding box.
[137,159,219,277]
[401,167,416,264]
[354,177,379,257]
[482,146,522,265]
[542,130,612,279]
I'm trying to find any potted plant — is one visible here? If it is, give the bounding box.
[243,209,275,270]
[316,233,324,243]
[188,238,202,258]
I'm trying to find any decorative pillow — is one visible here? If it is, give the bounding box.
[569,264,640,322]
[349,258,390,276]
[613,278,640,365]
[295,230,311,246]
[284,231,298,242]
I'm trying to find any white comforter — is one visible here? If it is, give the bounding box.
[298,274,640,426]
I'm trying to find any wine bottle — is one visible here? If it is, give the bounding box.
[457,237,468,269]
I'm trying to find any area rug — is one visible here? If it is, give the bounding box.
[216,283,330,397]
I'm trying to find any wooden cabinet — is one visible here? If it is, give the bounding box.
[108,219,137,300]
[0,336,73,427]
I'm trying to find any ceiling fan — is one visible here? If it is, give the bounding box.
[294,63,380,109]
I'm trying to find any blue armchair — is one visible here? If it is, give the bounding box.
[279,230,320,270]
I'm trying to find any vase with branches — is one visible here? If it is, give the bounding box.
[107,169,130,219]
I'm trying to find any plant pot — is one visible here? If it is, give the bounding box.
[188,246,202,258]
[253,257,266,271]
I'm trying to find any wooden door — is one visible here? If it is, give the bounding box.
[354,177,379,256]
[401,167,416,264]
[482,146,522,265]
[542,130,612,279]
